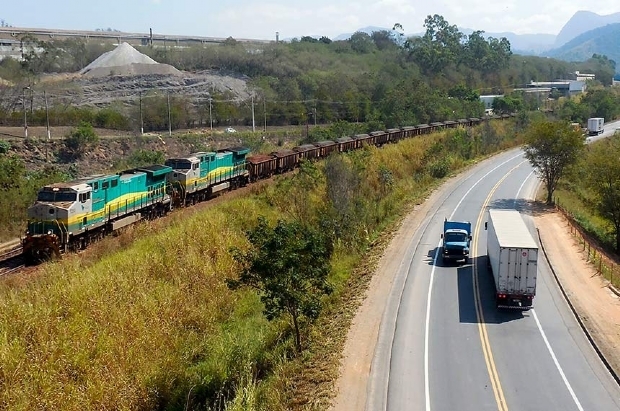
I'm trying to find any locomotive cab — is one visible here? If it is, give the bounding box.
[165,156,200,203]
[24,183,93,263]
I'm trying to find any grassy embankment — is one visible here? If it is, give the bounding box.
[0,120,522,410]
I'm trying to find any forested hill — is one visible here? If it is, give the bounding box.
[545,23,620,73]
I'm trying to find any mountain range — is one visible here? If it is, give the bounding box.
[545,23,620,65]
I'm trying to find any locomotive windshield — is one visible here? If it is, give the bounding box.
[165,160,192,170]
[37,190,77,202]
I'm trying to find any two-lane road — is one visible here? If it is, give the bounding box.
[367,148,620,410]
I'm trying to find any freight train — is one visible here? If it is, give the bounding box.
[22,116,507,264]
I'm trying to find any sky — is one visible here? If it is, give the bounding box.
[1,0,619,40]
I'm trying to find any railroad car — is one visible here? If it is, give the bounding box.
[23,165,171,264]
[246,154,277,182]
[294,144,321,161]
[369,130,389,146]
[416,124,431,135]
[429,122,444,132]
[165,147,249,206]
[401,126,417,139]
[457,118,470,127]
[314,140,338,157]
[387,128,404,143]
[271,149,299,173]
[336,136,356,152]
[352,133,372,148]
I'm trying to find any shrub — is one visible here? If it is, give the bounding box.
[63,121,99,159]
[0,140,10,154]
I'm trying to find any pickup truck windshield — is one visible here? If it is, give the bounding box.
[445,232,467,242]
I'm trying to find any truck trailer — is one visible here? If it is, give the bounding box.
[587,117,604,136]
[486,209,538,309]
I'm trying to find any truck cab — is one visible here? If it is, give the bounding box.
[441,219,472,264]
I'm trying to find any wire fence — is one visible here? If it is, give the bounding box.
[554,197,619,290]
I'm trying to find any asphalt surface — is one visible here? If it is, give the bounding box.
[368,120,620,411]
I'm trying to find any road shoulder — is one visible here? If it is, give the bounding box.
[536,210,620,379]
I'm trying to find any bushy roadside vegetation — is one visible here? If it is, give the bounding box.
[555,133,620,253]
[0,119,523,410]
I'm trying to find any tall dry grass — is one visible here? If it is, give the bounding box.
[0,120,521,410]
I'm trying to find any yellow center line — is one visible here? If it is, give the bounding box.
[471,160,528,411]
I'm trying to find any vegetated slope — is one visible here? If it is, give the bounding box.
[545,23,620,71]
[554,10,620,48]
[0,120,524,410]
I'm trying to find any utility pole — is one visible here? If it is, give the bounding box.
[263,97,267,132]
[251,95,255,133]
[22,86,30,138]
[44,90,50,140]
[313,106,317,126]
[45,90,50,162]
[209,98,213,132]
[139,91,143,134]
[167,91,171,137]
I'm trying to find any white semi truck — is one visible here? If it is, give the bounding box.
[587,117,604,136]
[486,209,538,310]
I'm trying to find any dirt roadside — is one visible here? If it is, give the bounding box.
[330,208,620,410]
[536,210,620,375]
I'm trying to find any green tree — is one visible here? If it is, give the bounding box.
[64,121,99,159]
[349,32,375,54]
[448,84,479,101]
[580,88,620,120]
[406,15,463,74]
[523,121,584,204]
[586,136,620,252]
[228,217,333,353]
[492,95,523,114]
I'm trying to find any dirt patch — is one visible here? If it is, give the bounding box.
[536,210,620,376]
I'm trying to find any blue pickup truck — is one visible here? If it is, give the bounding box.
[441,219,472,264]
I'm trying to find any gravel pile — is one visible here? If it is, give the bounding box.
[80,42,182,78]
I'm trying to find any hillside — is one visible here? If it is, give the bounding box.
[555,10,620,47]
[545,23,620,72]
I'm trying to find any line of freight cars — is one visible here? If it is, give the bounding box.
[245,116,512,181]
[22,116,508,264]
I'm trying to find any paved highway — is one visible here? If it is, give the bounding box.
[367,131,620,410]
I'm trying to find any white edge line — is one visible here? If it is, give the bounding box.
[532,309,585,411]
[518,171,584,411]
[425,238,441,411]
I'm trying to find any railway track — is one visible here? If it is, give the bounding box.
[0,240,25,276]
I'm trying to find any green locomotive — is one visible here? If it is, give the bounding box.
[23,165,172,264]
[165,147,249,206]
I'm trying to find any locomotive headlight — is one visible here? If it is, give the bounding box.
[47,230,53,235]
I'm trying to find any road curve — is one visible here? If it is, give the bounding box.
[367,148,620,411]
